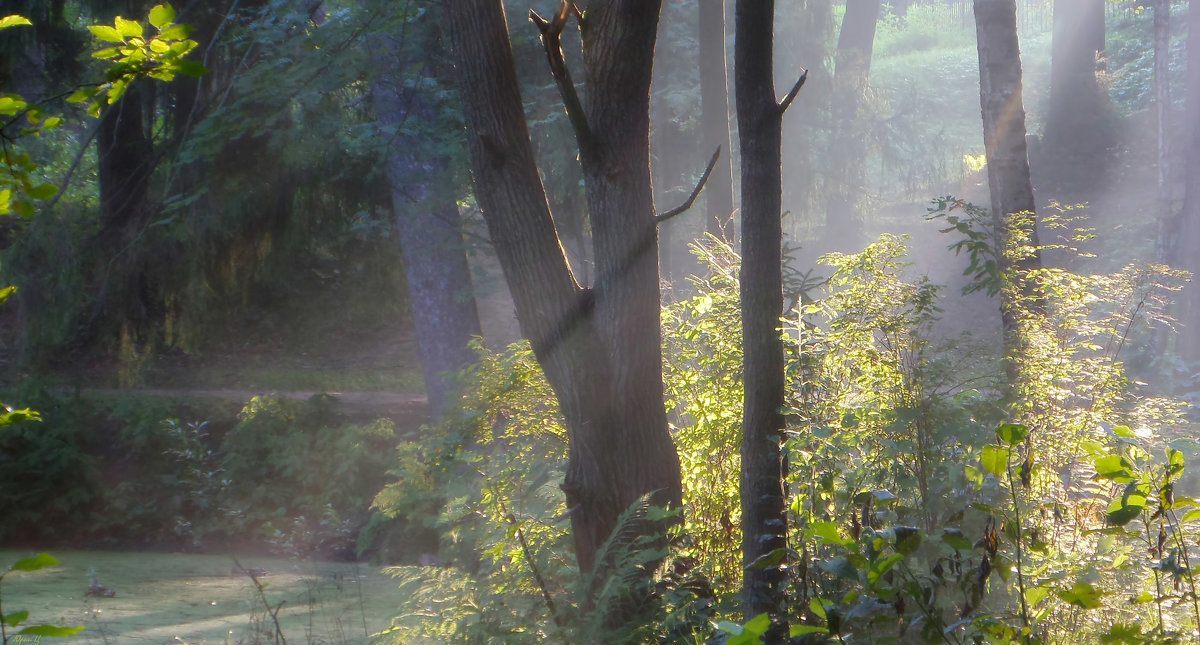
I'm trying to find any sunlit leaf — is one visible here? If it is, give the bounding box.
[1094,455,1134,482]
[19,625,85,637]
[0,15,33,30]
[2,610,29,627]
[88,25,125,43]
[1056,581,1103,609]
[172,59,208,77]
[981,445,1009,478]
[996,423,1028,447]
[149,4,176,29]
[114,16,143,38]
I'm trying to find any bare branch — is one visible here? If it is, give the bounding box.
[530,1,592,151]
[656,146,721,224]
[778,68,809,114]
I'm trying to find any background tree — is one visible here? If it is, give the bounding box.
[366,2,481,419]
[735,0,804,636]
[443,0,683,575]
[699,0,734,239]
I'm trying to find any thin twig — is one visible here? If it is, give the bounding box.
[656,146,721,224]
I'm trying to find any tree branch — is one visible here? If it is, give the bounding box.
[778,68,808,114]
[530,1,592,153]
[656,146,721,224]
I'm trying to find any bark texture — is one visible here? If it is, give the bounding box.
[368,4,481,419]
[699,0,735,239]
[445,0,682,576]
[826,0,880,246]
[735,1,791,638]
[1179,0,1200,363]
[973,0,1043,374]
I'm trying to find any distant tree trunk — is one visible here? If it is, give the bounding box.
[445,0,683,578]
[1043,0,1111,198]
[973,0,1043,374]
[826,0,880,247]
[736,0,799,637]
[1155,0,1173,262]
[700,0,735,239]
[368,3,481,420]
[1179,0,1200,364]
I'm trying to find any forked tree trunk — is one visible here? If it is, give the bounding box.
[736,1,800,638]
[444,0,682,577]
[973,0,1043,357]
[700,0,735,239]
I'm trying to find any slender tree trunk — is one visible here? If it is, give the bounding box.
[700,0,735,239]
[444,0,682,579]
[973,0,1042,376]
[826,0,881,247]
[368,4,481,420]
[1179,0,1200,364]
[736,1,797,638]
[1155,0,1173,262]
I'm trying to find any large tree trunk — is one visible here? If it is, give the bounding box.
[368,3,481,420]
[973,0,1043,379]
[1043,0,1111,199]
[825,0,881,247]
[1179,0,1200,364]
[699,0,735,239]
[444,0,682,578]
[735,1,795,638]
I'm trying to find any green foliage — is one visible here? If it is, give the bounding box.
[0,554,84,644]
[68,4,205,117]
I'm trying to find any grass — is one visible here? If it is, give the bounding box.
[0,551,408,645]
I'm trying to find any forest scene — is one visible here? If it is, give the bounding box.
[3,0,1200,642]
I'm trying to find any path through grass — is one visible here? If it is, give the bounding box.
[0,551,407,645]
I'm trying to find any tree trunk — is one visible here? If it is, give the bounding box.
[826,0,881,247]
[699,0,735,239]
[368,3,482,420]
[973,0,1042,374]
[735,1,793,638]
[1155,0,1173,262]
[1044,0,1111,198]
[1179,0,1200,364]
[444,0,682,579]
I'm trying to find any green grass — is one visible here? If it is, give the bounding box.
[0,551,408,645]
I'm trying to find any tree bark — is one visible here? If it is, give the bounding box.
[973,0,1043,376]
[699,0,735,239]
[735,1,794,638]
[367,3,481,420]
[826,0,881,247]
[1179,0,1200,363]
[444,0,682,578]
[1044,0,1111,198]
[1155,0,1173,262]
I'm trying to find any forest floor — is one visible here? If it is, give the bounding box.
[0,549,410,645]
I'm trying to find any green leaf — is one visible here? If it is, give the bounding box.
[0,285,15,306]
[88,25,126,43]
[715,620,744,636]
[1182,509,1200,523]
[1106,495,1144,527]
[892,526,922,555]
[0,95,27,116]
[171,59,208,78]
[809,597,828,620]
[28,183,57,200]
[42,116,62,129]
[1100,623,1144,645]
[996,423,1028,447]
[10,553,58,572]
[791,625,829,636]
[92,47,122,59]
[0,15,33,30]
[1111,425,1136,439]
[940,528,973,551]
[964,464,983,489]
[745,547,787,571]
[66,87,101,104]
[2,610,29,627]
[742,613,771,636]
[1024,585,1050,609]
[19,625,85,638]
[981,445,1010,477]
[114,16,143,38]
[157,24,192,40]
[1094,455,1134,482]
[149,4,176,29]
[1056,581,1103,609]
[808,521,849,546]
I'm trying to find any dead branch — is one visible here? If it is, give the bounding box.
[779,68,809,114]
[656,146,722,224]
[530,1,592,152]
